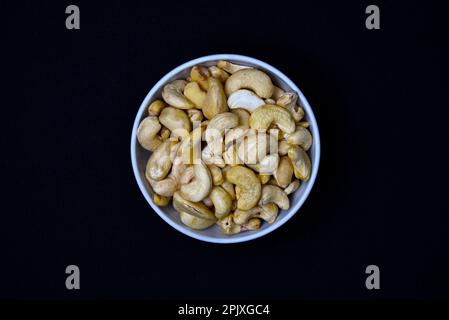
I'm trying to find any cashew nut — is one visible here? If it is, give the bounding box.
[190,65,210,91]
[148,99,166,116]
[179,160,212,202]
[217,60,253,74]
[162,80,195,109]
[226,166,261,210]
[227,89,265,113]
[148,157,185,197]
[249,105,295,134]
[237,132,277,165]
[225,69,274,99]
[173,191,216,221]
[202,144,226,168]
[278,140,289,156]
[205,112,239,155]
[277,92,304,122]
[208,66,230,83]
[145,140,176,181]
[248,154,279,175]
[285,126,312,151]
[210,186,232,218]
[179,166,194,185]
[202,77,228,119]
[288,145,311,181]
[159,107,191,138]
[218,215,261,235]
[137,116,162,151]
[284,179,300,195]
[183,82,206,108]
[179,211,216,230]
[208,164,224,185]
[274,156,293,188]
[153,194,171,207]
[259,185,290,210]
[233,203,279,225]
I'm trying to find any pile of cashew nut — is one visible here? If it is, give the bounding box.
[137,61,313,235]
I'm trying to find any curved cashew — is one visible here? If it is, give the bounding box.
[225,69,274,99]
[145,140,176,181]
[288,145,311,181]
[148,157,185,197]
[202,77,228,119]
[179,166,194,185]
[231,109,251,128]
[162,80,195,109]
[285,126,312,151]
[274,156,293,188]
[202,144,226,168]
[190,65,210,91]
[217,60,253,74]
[208,66,229,82]
[205,112,239,155]
[277,92,305,122]
[233,203,279,225]
[147,100,166,116]
[137,116,162,151]
[259,185,290,210]
[227,89,265,113]
[226,166,261,210]
[210,186,233,218]
[208,164,224,185]
[184,82,206,108]
[249,105,295,134]
[179,160,212,202]
[247,154,280,175]
[173,192,216,221]
[237,132,277,165]
[173,191,216,221]
[218,214,261,235]
[179,211,216,230]
[159,107,191,137]
[284,179,300,195]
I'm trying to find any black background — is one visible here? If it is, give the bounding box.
[2,0,448,300]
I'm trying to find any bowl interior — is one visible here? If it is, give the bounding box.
[131,55,320,243]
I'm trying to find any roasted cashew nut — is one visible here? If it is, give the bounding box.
[184,82,207,108]
[227,89,265,113]
[173,192,217,221]
[148,157,185,197]
[137,116,162,151]
[202,77,229,119]
[145,140,177,181]
[217,60,253,74]
[285,126,313,151]
[277,92,305,122]
[218,214,261,235]
[233,203,279,225]
[225,69,274,99]
[284,179,300,195]
[205,112,239,155]
[274,156,293,188]
[179,160,212,202]
[210,186,233,218]
[162,80,196,109]
[249,104,295,134]
[259,185,290,210]
[179,211,216,230]
[226,166,261,210]
[158,107,191,138]
[288,145,311,181]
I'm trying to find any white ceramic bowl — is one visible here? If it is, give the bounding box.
[130,54,320,243]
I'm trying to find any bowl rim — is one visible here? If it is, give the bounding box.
[130,54,321,244]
